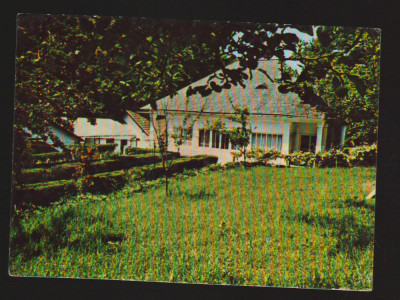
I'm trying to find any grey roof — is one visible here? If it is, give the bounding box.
[126,110,151,136]
[150,59,325,120]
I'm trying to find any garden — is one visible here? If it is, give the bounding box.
[9,145,376,290]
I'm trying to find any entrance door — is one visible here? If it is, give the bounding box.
[120,139,128,153]
[300,135,317,152]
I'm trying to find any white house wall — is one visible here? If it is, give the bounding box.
[165,113,305,164]
[74,117,148,153]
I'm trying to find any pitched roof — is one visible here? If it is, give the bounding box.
[126,110,151,136]
[48,120,83,141]
[150,59,325,120]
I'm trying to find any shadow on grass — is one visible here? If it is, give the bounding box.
[344,197,375,211]
[10,205,127,261]
[283,208,374,257]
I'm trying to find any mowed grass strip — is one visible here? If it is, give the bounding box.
[9,166,376,290]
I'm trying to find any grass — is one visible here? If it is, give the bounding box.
[9,165,376,290]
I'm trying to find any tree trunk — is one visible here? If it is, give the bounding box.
[161,151,169,196]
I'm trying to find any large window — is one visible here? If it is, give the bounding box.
[198,129,210,147]
[221,133,230,149]
[211,131,220,148]
[211,131,230,149]
[84,137,100,145]
[251,133,282,151]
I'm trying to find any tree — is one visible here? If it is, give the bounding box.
[206,101,252,163]
[16,15,380,171]
[15,15,316,149]
[282,26,381,145]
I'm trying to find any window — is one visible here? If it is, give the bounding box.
[212,131,220,148]
[198,129,210,147]
[221,133,230,149]
[300,135,317,152]
[251,133,267,149]
[210,131,230,149]
[84,137,100,145]
[106,138,115,144]
[184,127,193,146]
[251,133,282,151]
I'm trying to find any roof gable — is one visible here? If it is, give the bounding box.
[126,110,151,136]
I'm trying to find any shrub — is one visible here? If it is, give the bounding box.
[284,151,316,167]
[247,148,282,165]
[21,153,180,184]
[15,155,215,205]
[21,163,77,184]
[89,170,127,194]
[315,149,350,168]
[96,143,117,153]
[13,179,77,206]
[32,152,69,165]
[129,155,218,181]
[125,147,158,155]
[347,144,377,167]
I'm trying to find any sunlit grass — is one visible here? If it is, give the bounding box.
[9,166,376,290]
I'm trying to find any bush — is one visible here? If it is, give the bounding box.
[135,155,218,180]
[96,143,117,153]
[247,148,283,165]
[22,152,180,184]
[32,152,69,165]
[347,144,377,167]
[125,147,158,155]
[285,151,316,167]
[315,149,350,168]
[284,144,377,168]
[15,154,212,205]
[13,179,77,206]
[22,163,77,184]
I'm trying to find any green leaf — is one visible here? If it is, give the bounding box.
[332,76,341,90]
[278,85,289,94]
[347,74,366,96]
[316,27,331,47]
[335,86,349,98]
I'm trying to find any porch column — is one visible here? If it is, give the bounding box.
[340,126,346,149]
[149,110,157,148]
[282,121,291,154]
[315,121,325,153]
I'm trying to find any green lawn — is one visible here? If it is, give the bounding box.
[9,166,376,290]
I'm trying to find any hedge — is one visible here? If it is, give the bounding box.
[14,155,218,205]
[125,147,158,155]
[284,144,377,168]
[131,155,219,181]
[13,179,76,206]
[22,152,180,184]
[21,163,77,184]
[96,143,117,153]
[31,152,69,165]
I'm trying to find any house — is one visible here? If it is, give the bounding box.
[141,59,346,164]
[25,121,83,153]
[73,110,152,153]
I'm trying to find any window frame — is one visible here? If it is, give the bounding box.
[198,129,210,147]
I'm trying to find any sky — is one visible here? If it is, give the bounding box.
[284,26,317,72]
